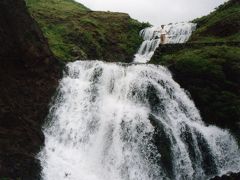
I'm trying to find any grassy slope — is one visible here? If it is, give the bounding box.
[150,0,240,138]
[25,0,148,62]
[190,0,240,42]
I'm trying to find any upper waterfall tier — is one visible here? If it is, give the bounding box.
[134,23,196,63]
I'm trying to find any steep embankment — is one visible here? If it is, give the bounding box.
[151,0,240,139]
[0,0,61,179]
[191,0,240,43]
[25,0,148,62]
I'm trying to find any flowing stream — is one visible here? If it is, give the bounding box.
[39,23,240,180]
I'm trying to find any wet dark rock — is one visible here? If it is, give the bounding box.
[0,0,62,179]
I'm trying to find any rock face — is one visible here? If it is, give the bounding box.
[0,0,61,179]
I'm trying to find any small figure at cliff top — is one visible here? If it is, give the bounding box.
[154,25,169,44]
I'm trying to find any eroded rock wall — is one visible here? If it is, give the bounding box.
[0,0,61,179]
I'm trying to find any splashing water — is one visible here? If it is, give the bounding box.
[134,23,196,63]
[39,61,240,180]
[39,22,239,180]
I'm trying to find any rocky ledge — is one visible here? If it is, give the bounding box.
[210,172,240,180]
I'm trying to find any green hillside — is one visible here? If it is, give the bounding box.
[190,0,240,42]
[25,0,148,62]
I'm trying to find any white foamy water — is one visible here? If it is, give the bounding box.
[134,23,196,63]
[39,22,239,180]
[39,61,240,180]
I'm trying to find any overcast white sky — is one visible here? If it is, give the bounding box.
[76,0,227,25]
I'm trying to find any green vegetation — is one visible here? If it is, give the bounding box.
[190,0,240,42]
[150,0,240,140]
[25,0,149,62]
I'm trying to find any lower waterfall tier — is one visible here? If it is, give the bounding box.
[39,61,240,180]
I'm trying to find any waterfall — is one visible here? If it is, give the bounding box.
[39,61,240,180]
[39,23,240,180]
[134,23,196,63]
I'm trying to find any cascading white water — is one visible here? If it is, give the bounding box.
[39,61,240,180]
[39,22,240,180]
[134,23,196,63]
